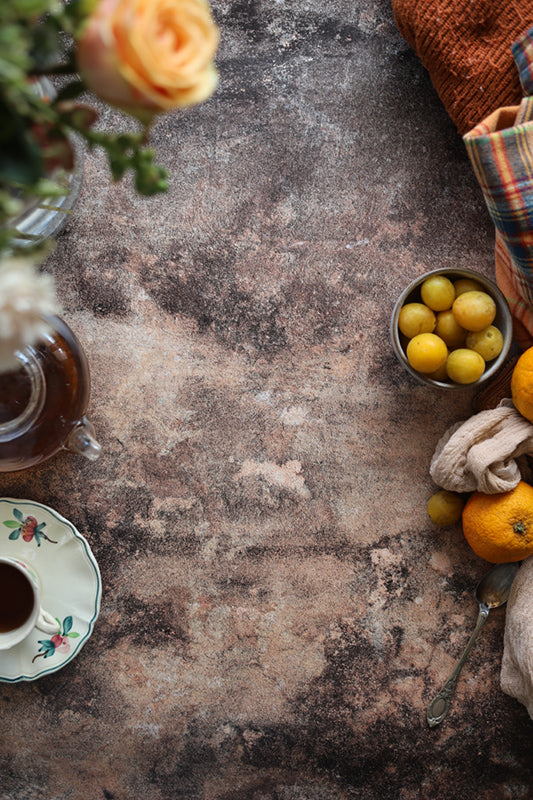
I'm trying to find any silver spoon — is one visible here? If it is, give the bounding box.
[427,562,519,728]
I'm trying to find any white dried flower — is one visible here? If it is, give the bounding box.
[0,256,59,373]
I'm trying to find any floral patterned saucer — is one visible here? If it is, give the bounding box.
[0,498,101,682]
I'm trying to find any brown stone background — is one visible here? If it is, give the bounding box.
[1,1,532,798]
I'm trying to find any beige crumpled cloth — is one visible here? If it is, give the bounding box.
[430,399,533,494]
[501,555,533,720]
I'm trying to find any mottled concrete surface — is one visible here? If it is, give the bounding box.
[1,2,532,799]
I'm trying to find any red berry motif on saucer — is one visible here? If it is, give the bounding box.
[21,515,38,541]
[32,616,79,663]
[2,508,57,546]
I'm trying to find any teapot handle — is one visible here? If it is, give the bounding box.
[65,416,101,461]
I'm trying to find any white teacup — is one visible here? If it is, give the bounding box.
[0,555,59,649]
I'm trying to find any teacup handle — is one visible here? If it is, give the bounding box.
[36,608,60,635]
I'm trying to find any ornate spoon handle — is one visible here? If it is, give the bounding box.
[427,605,489,727]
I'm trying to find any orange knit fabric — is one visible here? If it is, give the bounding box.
[391,0,532,134]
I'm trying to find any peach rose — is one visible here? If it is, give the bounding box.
[76,0,219,123]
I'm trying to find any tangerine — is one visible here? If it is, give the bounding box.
[462,481,533,563]
[511,346,533,423]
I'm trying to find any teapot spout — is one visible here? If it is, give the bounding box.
[66,416,101,461]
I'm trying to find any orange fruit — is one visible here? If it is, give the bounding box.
[462,481,533,563]
[511,346,533,423]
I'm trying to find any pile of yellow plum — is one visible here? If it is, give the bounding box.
[398,274,504,384]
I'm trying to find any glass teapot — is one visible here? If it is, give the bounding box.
[0,316,101,472]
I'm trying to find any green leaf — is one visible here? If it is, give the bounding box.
[13,508,24,522]
[68,632,80,638]
[62,0,98,33]
[0,191,23,220]
[0,117,44,186]
[3,520,21,528]
[63,616,73,634]
[29,16,63,71]
[107,153,128,182]
[10,0,53,19]
[135,167,169,196]
[37,639,55,657]
[8,530,21,540]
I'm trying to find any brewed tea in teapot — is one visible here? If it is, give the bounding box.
[0,316,100,471]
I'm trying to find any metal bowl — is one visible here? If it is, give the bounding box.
[390,267,513,389]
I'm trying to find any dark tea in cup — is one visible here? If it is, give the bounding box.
[0,555,58,650]
[0,561,35,633]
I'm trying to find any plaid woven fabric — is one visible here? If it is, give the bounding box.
[512,27,533,95]
[464,27,533,346]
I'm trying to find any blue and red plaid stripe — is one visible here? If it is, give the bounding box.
[464,26,533,342]
[512,27,533,95]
